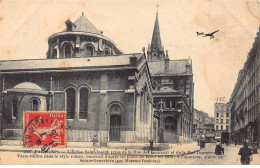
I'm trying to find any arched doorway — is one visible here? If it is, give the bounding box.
[110,115,121,141]
[164,116,177,132]
[109,104,122,141]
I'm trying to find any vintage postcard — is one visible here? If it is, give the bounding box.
[0,0,260,165]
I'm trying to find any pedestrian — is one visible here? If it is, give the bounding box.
[234,138,237,146]
[215,141,224,155]
[92,135,98,147]
[148,139,154,153]
[246,139,250,146]
[225,140,229,146]
[238,141,252,165]
[200,139,205,149]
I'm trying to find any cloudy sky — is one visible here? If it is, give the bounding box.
[0,0,260,117]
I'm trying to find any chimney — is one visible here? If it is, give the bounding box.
[186,56,192,73]
[164,50,169,74]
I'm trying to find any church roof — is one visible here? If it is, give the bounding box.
[4,82,48,95]
[14,82,42,90]
[48,13,124,54]
[63,14,102,35]
[0,54,142,73]
[148,59,192,75]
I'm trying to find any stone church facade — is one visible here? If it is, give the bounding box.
[148,12,194,143]
[0,13,154,143]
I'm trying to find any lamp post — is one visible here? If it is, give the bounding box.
[158,99,164,143]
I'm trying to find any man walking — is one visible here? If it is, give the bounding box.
[200,139,205,150]
[238,141,252,165]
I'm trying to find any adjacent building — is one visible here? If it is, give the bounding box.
[193,109,215,142]
[0,13,154,143]
[148,11,194,143]
[214,103,230,140]
[229,27,260,147]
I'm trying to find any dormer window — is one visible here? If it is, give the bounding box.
[65,19,76,32]
[67,25,72,31]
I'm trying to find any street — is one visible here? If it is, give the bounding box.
[169,143,259,165]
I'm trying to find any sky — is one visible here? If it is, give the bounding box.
[0,0,260,117]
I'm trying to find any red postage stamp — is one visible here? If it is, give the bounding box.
[23,112,66,147]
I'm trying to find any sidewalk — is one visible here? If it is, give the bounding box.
[0,140,200,156]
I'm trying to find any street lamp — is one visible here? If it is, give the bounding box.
[158,99,164,142]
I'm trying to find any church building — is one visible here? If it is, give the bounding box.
[147,11,194,143]
[0,13,154,143]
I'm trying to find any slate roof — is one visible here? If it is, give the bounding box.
[148,59,191,75]
[63,15,102,35]
[14,82,42,90]
[5,82,48,94]
[0,54,142,73]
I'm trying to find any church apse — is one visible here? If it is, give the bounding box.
[47,13,123,59]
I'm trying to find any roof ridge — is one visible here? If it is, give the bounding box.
[169,59,188,61]
[0,53,142,62]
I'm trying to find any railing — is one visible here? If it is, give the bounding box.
[109,126,153,143]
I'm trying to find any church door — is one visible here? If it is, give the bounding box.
[109,115,121,141]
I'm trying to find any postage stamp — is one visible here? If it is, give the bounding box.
[23,112,66,147]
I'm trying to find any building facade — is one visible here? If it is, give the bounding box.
[229,27,260,147]
[214,103,230,140]
[0,13,154,143]
[148,11,194,143]
[193,109,215,142]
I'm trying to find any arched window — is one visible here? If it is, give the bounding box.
[66,88,76,119]
[53,48,57,58]
[64,43,72,58]
[109,104,122,115]
[31,98,40,111]
[79,88,89,119]
[85,45,93,56]
[12,98,18,118]
[104,49,110,55]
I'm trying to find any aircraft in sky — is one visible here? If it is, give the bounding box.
[197,30,220,39]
